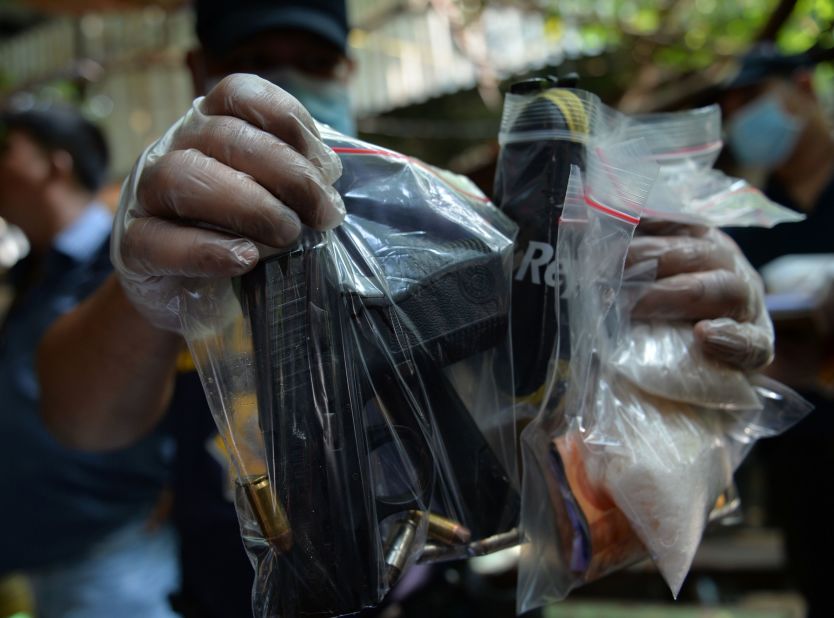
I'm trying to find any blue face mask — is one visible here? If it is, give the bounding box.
[261,68,356,137]
[726,94,804,170]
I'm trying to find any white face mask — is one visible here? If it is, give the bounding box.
[206,68,356,136]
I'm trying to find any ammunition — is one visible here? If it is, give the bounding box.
[384,517,418,586]
[410,511,471,545]
[238,474,293,553]
[418,528,522,564]
[417,542,467,564]
[466,528,521,557]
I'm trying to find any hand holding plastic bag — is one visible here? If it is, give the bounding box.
[517,137,811,613]
[179,126,520,617]
[626,225,774,371]
[111,74,346,331]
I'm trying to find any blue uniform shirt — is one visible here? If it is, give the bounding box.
[0,204,173,574]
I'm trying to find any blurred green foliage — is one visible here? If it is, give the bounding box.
[542,0,831,68]
[456,0,832,70]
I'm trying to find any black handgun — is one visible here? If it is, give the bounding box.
[239,142,520,617]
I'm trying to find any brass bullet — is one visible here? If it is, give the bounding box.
[409,511,471,545]
[238,474,293,553]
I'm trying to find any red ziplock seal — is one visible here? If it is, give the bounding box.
[584,195,640,225]
[649,140,723,161]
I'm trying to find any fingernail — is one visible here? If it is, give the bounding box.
[309,143,343,185]
[319,185,346,230]
[229,240,259,268]
[703,328,742,357]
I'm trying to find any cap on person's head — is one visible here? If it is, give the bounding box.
[196,0,349,56]
[723,43,819,91]
[0,104,109,193]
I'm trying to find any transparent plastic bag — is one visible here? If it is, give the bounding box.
[573,373,810,597]
[610,321,761,410]
[179,126,521,617]
[626,106,804,228]
[517,135,812,613]
[494,87,603,411]
[517,138,657,612]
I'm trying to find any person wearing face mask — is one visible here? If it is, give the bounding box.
[33,1,781,615]
[0,106,179,618]
[722,46,834,266]
[719,46,834,618]
[145,2,358,615]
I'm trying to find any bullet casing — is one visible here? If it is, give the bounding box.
[384,517,418,585]
[418,528,521,564]
[239,474,293,553]
[418,542,467,564]
[467,528,520,557]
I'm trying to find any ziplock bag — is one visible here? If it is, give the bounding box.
[626,105,804,228]
[493,86,799,422]
[494,79,609,409]
[517,142,812,614]
[516,137,657,612]
[610,102,798,419]
[179,126,520,617]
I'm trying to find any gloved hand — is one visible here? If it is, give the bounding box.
[112,74,346,331]
[626,222,774,371]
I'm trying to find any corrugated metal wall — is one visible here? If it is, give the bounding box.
[0,2,577,176]
[0,7,195,176]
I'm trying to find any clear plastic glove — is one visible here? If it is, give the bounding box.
[626,222,774,370]
[112,74,346,331]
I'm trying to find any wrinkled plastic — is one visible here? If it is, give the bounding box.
[516,127,812,614]
[112,75,347,332]
[626,106,804,228]
[497,96,803,231]
[517,142,657,612]
[611,322,760,409]
[179,127,520,617]
[494,87,598,406]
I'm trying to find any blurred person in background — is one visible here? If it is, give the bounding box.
[0,106,179,616]
[35,2,781,617]
[719,46,834,618]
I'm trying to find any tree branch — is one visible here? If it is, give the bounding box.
[755,0,799,42]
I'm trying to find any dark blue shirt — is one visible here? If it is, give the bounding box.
[0,205,172,573]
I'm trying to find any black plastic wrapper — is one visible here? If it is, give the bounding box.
[179,125,520,617]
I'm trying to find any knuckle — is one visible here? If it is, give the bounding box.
[139,150,207,218]
[670,239,709,270]
[275,163,322,207]
[246,206,282,243]
[205,115,241,138]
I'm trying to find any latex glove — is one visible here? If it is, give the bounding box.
[112,74,346,331]
[626,222,773,371]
